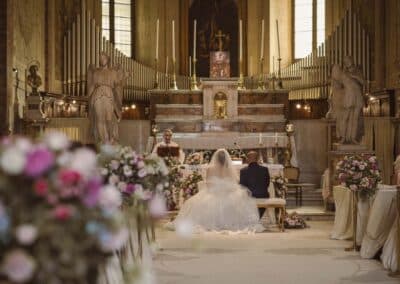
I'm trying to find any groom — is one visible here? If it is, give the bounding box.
[239,151,270,218]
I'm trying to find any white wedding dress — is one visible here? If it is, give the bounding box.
[169,149,265,233]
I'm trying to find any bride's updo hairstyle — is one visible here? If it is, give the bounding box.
[217,150,227,167]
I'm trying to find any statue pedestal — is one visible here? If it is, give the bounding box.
[333,143,368,151]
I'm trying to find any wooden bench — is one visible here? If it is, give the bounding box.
[256,198,286,231]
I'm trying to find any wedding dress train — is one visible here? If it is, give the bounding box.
[168,149,265,233]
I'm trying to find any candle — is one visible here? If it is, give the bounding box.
[274,133,278,144]
[155,19,159,60]
[239,19,243,62]
[189,56,192,77]
[272,56,275,73]
[260,19,265,60]
[193,20,197,60]
[165,56,169,75]
[258,133,262,144]
[172,20,176,62]
[276,19,281,58]
[249,55,253,76]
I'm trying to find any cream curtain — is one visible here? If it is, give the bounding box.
[363,118,395,184]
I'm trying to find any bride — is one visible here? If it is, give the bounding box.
[169,149,265,233]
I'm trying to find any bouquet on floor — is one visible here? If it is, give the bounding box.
[0,132,127,284]
[272,175,288,199]
[336,154,381,199]
[284,212,308,229]
[181,170,203,201]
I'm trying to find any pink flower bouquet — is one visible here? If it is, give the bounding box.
[336,154,381,199]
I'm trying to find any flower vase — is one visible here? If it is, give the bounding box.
[356,196,370,246]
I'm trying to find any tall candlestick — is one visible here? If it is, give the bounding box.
[249,55,253,76]
[260,19,265,60]
[189,56,192,77]
[259,133,262,144]
[239,19,243,61]
[165,56,169,74]
[276,19,281,59]
[155,19,159,60]
[274,132,278,144]
[172,20,176,62]
[193,20,197,60]
[273,56,275,73]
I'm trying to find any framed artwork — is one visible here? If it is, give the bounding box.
[209,51,230,78]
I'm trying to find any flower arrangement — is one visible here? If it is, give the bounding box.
[185,152,203,165]
[100,146,169,210]
[284,212,308,229]
[0,132,127,284]
[272,175,288,198]
[162,157,184,211]
[181,170,203,201]
[336,154,381,199]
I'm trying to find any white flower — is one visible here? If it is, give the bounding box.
[100,167,108,176]
[43,131,70,151]
[14,138,32,153]
[68,148,97,176]
[175,219,194,238]
[148,194,167,218]
[359,164,365,170]
[99,185,122,212]
[117,181,127,192]
[145,165,155,175]
[156,183,164,191]
[100,144,118,157]
[16,225,38,245]
[2,249,36,283]
[108,174,119,185]
[123,165,133,177]
[137,161,145,169]
[349,184,358,191]
[100,228,129,252]
[57,151,72,167]
[0,147,26,175]
[138,168,148,178]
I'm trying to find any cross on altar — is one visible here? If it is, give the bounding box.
[215,30,227,51]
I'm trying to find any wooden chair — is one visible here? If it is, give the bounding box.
[283,166,301,206]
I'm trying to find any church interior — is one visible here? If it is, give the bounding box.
[0,0,400,283]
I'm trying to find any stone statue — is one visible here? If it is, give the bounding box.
[327,56,366,144]
[27,64,42,95]
[87,53,126,144]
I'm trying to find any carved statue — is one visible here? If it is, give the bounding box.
[327,56,366,144]
[87,53,126,144]
[27,64,42,95]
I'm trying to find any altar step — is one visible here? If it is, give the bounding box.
[286,206,335,222]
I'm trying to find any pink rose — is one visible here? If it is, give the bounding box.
[52,205,73,221]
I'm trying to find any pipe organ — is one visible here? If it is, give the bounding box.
[64,5,370,104]
[263,8,371,101]
[63,2,190,103]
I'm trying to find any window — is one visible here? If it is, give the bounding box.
[102,0,133,57]
[294,0,325,59]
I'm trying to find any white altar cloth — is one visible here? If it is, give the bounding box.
[381,215,399,272]
[360,185,397,259]
[330,185,373,244]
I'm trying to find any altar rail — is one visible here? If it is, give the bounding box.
[63,1,190,103]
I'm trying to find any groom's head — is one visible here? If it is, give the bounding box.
[246,151,259,164]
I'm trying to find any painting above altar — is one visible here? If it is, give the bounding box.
[210,51,230,78]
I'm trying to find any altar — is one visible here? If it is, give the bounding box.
[148,79,292,161]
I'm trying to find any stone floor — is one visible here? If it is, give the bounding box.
[153,221,398,284]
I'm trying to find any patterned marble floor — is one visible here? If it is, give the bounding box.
[153,221,398,284]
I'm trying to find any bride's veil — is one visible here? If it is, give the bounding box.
[208,149,238,181]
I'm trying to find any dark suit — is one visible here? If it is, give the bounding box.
[240,162,270,218]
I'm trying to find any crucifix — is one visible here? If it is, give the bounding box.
[215,30,227,51]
